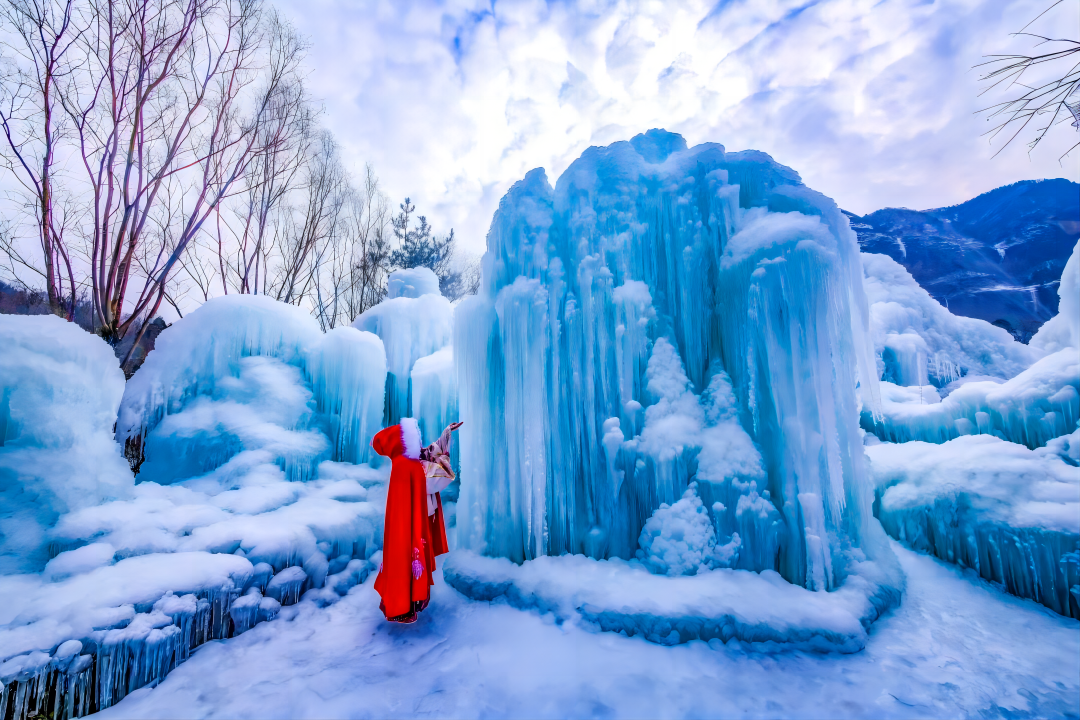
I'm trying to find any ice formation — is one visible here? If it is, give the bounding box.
[868,349,1079,448]
[861,253,1039,386]
[454,130,892,599]
[868,433,1079,618]
[353,267,453,426]
[861,240,1080,616]
[2,297,390,720]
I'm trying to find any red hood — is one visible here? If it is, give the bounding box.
[371,418,421,460]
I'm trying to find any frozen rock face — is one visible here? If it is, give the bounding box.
[354,268,453,426]
[456,129,885,590]
[0,316,133,573]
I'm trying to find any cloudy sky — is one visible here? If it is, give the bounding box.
[273,0,1079,257]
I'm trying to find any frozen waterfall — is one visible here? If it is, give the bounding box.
[455,129,887,590]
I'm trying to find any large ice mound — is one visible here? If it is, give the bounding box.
[455,129,892,600]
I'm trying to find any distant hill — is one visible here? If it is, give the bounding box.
[846,178,1079,342]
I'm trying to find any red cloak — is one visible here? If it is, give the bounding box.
[372,419,449,620]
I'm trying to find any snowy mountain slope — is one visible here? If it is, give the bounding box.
[847,179,1079,341]
[96,544,1080,720]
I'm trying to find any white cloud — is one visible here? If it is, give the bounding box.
[275,0,1080,256]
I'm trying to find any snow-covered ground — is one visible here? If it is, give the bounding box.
[101,541,1079,720]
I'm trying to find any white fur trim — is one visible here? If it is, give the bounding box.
[400,418,421,459]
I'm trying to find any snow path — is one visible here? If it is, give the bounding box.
[101,542,1079,719]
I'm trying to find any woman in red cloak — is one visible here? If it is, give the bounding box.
[370,418,460,623]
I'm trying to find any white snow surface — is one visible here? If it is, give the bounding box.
[96,543,1080,720]
[442,545,899,653]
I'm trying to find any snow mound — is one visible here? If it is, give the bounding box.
[387,267,441,299]
[0,316,132,574]
[2,298,390,720]
[636,483,742,576]
[118,295,386,470]
[443,548,900,653]
[868,433,1080,618]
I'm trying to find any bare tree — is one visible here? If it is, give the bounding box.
[0,0,82,318]
[268,128,347,308]
[225,14,310,295]
[339,163,390,318]
[2,0,396,358]
[51,0,313,372]
[977,0,1080,159]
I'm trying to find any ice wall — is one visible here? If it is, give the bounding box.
[456,129,885,590]
[0,316,133,574]
[411,347,458,468]
[353,267,453,426]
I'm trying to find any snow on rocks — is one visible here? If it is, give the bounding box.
[868,432,1080,617]
[443,546,900,653]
